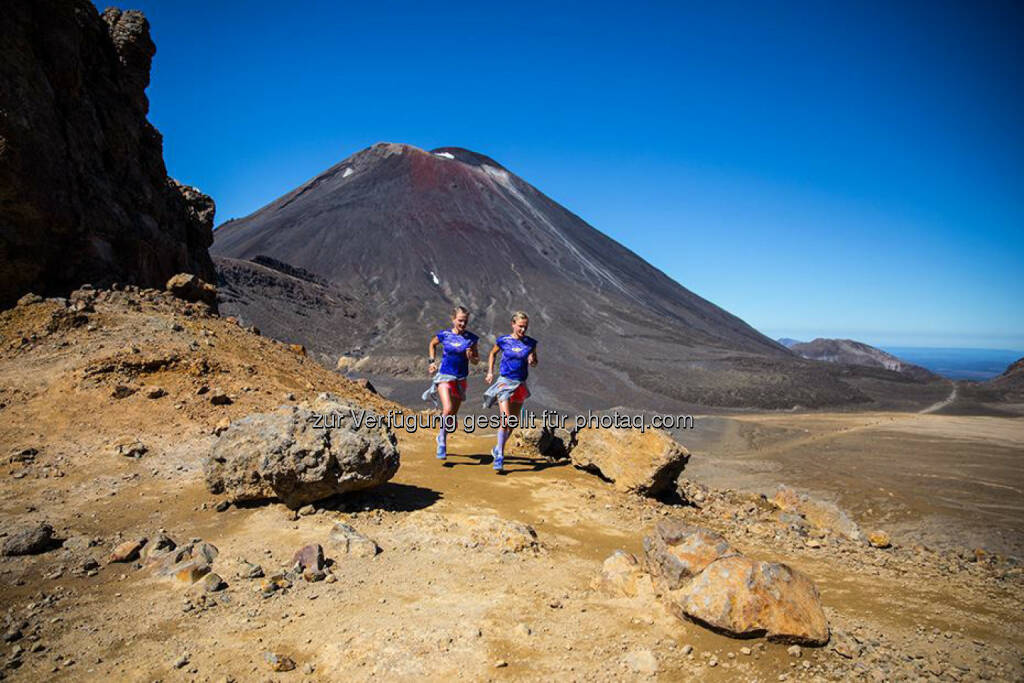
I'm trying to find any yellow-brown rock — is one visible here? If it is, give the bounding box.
[571,427,689,496]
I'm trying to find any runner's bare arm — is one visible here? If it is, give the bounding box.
[529,348,538,367]
[486,344,500,383]
[428,336,440,373]
[468,341,480,365]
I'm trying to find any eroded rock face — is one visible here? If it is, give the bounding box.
[0,1,216,308]
[571,428,689,496]
[678,555,830,645]
[203,395,400,508]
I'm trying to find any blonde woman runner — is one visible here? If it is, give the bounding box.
[482,311,538,473]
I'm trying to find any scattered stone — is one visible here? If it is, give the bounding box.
[287,344,307,356]
[2,629,22,643]
[328,523,380,558]
[144,386,166,399]
[298,504,316,516]
[830,629,862,659]
[108,537,147,563]
[110,438,147,459]
[215,500,230,512]
[788,645,802,657]
[2,522,56,556]
[173,654,189,669]
[867,531,892,549]
[238,561,264,579]
[494,660,508,669]
[165,273,217,309]
[204,394,400,508]
[291,543,327,581]
[623,649,659,674]
[189,572,225,593]
[212,418,231,436]
[263,652,295,672]
[677,479,710,507]
[260,574,291,595]
[110,385,136,399]
[740,647,752,656]
[208,389,232,406]
[570,427,689,496]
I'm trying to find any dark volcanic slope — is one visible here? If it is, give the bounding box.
[789,338,939,382]
[212,143,942,411]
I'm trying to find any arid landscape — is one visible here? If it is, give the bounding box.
[0,288,1022,681]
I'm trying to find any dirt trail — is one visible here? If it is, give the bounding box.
[920,381,958,414]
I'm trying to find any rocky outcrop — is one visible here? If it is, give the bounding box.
[0,1,216,309]
[571,428,689,497]
[203,394,400,508]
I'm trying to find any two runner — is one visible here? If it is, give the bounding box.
[423,309,538,473]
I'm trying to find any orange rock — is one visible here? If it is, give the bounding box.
[108,537,147,563]
[571,428,689,496]
[643,520,737,590]
[867,531,892,549]
[677,555,829,645]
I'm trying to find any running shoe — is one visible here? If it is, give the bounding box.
[436,435,447,460]
[491,445,504,472]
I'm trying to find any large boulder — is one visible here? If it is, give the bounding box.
[642,520,737,590]
[676,555,830,645]
[0,1,216,308]
[770,485,862,541]
[570,427,689,496]
[626,522,830,645]
[203,395,400,508]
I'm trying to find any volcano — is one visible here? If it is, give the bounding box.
[211,142,942,411]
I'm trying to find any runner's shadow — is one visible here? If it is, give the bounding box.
[444,452,569,474]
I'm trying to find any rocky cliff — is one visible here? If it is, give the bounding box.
[0,0,215,309]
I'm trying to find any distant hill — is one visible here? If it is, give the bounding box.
[985,357,1024,399]
[777,338,804,348]
[788,338,938,382]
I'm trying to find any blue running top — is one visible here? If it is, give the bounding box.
[436,329,479,378]
[496,334,537,381]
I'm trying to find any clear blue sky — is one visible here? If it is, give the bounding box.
[97,1,1023,349]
